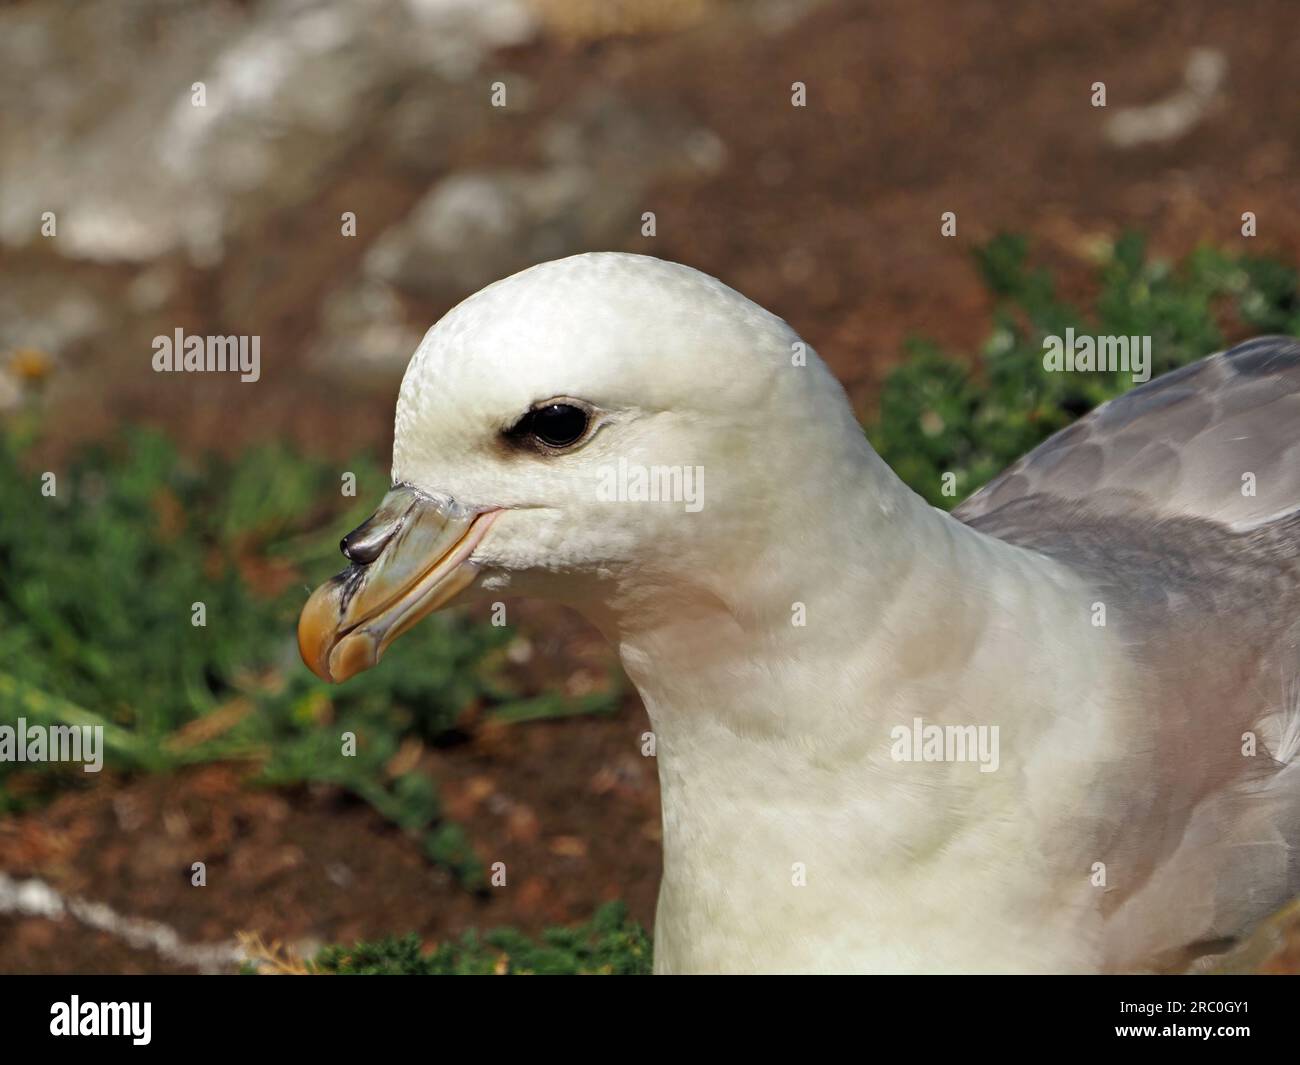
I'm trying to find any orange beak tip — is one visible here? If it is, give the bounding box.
[297,581,344,683]
[327,631,381,684]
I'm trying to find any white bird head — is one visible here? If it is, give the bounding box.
[299,252,882,682]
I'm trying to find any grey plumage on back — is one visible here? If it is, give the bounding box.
[954,335,1300,635]
[954,336,1300,967]
[956,336,1300,531]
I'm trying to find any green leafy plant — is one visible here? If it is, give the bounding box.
[307,901,651,975]
[0,425,618,883]
[870,233,1300,506]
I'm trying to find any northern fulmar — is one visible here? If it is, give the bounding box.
[298,252,1300,974]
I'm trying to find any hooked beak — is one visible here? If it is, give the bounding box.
[297,485,500,683]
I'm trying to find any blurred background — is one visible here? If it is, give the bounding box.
[3,0,1300,973]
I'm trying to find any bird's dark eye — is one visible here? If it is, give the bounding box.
[522,403,589,448]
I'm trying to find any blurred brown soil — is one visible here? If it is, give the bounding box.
[6,0,1300,970]
[30,0,1300,465]
[0,691,662,972]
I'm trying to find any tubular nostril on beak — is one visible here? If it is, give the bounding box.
[340,516,399,565]
[337,486,424,566]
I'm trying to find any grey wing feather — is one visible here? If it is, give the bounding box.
[953,336,1300,533]
[951,337,1300,962]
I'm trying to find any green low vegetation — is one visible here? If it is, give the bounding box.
[0,424,616,884]
[309,902,651,975]
[871,232,1300,506]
